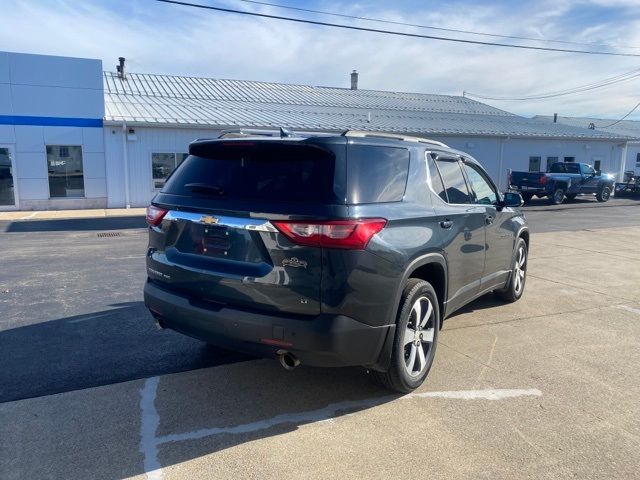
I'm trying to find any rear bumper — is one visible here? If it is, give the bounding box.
[144,280,392,368]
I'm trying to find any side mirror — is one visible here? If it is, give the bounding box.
[596,170,601,176]
[502,191,523,207]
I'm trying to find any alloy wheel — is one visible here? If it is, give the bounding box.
[403,296,435,377]
[514,246,526,295]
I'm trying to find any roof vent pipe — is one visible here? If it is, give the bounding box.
[117,57,126,79]
[553,113,558,123]
[350,70,358,90]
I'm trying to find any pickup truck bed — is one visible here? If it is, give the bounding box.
[510,162,614,205]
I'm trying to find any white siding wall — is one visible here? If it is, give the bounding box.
[105,126,626,207]
[432,135,624,189]
[625,145,640,174]
[104,126,222,207]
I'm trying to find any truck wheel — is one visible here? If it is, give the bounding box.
[495,238,528,303]
[371,279,439,393]
[521,192,534,203]
[596,186,611,202]
[549,188,565,205]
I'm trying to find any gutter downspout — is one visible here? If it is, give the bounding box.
[122,121,131,208]
[619,142,628,183]
[498,137,508,190]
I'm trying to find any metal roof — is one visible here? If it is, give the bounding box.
[535,115,640,140]
[103,71,633,140]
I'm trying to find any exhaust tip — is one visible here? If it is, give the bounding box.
[277,350,300,371]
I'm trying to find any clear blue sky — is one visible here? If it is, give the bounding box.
[2,0,640,119]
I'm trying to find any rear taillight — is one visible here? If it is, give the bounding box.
[540,175,547,185]
[272,218,387,250]
[146,205,168,226]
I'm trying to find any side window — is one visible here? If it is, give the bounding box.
[582,165,595,175]
[528,156,541,172]
[463,162,498,205]
[426,154,447,202]
[566,163,580,174]
[434,157,472,204]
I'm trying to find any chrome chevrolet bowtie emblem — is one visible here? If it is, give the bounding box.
[200,215,219,225]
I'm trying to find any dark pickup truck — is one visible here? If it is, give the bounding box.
[509,162,615,205]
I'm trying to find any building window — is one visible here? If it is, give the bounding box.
[564,156,575,163]
[152,153,188,189]
[46,145,84,198]
[546,156,558,172]
[528,156,541,172]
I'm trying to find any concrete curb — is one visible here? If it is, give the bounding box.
[0,208,146,221]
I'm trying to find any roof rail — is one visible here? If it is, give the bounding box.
[342,130,448,148]
[218,128,336,139]
[218,128,281,138]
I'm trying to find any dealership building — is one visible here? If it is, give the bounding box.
[1,51,636,210]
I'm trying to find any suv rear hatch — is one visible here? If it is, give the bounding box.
[146,138,347,317]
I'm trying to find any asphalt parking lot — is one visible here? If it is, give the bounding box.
[1,198,640,479]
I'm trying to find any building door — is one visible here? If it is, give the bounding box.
[0,145,18,210]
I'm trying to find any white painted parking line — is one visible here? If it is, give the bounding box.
[138,376,542,479]
[617,305,640,315]
[19,212,38,220]
[139,376,163,480]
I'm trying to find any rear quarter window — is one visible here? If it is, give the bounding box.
[347,145,409,204]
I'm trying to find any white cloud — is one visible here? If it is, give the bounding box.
[1,0,640,120]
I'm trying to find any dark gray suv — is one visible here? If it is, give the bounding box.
[144,130,528,392]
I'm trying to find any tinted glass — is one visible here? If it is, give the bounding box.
[152,153,176,189]
[565,163,580,173]
[463,162,497,205]
[427,154,447,202]
[347,145,409,203]
[0,147,15,206]
[549,163,566,173]
[435,158,472,204]
[162,144,336,203]
[529,156,541,172]
[46,145,84,198]
[583,165,595,175]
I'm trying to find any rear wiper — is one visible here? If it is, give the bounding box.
[184,183,227,196]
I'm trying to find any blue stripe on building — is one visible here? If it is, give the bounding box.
[0,115,103,128]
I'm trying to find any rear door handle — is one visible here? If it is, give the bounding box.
[439,220,453,229]
[485,215,494,225]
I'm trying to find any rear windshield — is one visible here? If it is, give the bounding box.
[162,143,336,203]
[549,163,580,174]
[347,145,409,203]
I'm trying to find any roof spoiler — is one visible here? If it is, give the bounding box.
[341,130,448,148]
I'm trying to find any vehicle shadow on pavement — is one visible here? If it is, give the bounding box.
[0,302,250,403]
[149,360,397,470]
[1,215,146,232]
[451,294,506,317]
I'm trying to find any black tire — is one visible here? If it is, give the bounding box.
[549,188,565,205]
[596,186,611,202]
[521,192,534,203]
[371,279,440,393]
[495,238,528,303]
[565,194,577,201]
